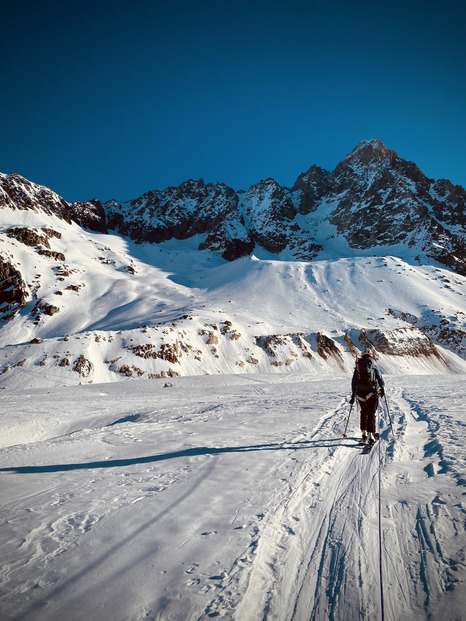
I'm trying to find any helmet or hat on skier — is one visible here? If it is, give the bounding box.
[361,348,373,357]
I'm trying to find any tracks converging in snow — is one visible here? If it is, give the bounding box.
[0,375,465,620]
[197,398,385,621]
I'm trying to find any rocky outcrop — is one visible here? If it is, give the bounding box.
[240,179,296,253]
[295,140,466,274]
[131,341,182,364]
[2,140,465,273]
[103,139,464,272]
[6,225,62,249]
[365,328,441,358]
[5,226,66,263]
[198,216,254,261]
[345,325,445,361]
[0,255,28,319]
[0,173,107,233]
[387,308,466,358]
[316,332,343,360]
[73,355,94,377]
[68,199,107,233]
[106,179,254,261]
[293,165,333,214]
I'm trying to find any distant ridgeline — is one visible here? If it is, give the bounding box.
[1,140,465,387]
[1,138,465,273]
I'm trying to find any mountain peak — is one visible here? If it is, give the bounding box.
[2,139,465,276]
[339,139,398,168]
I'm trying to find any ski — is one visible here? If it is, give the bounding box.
[362,433,379,452]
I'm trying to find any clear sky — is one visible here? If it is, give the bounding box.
[1,0,465,203]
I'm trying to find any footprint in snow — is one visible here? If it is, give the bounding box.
[186,578,201,587]
[185,564,199,574]
[209,571,228,581]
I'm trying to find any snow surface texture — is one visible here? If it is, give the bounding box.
[1,161,466,619]
[0,375,465,620]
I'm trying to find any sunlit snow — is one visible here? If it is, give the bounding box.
[0,193,465,620]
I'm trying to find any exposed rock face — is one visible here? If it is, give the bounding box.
[73,355,94,377]
[103,139,464,272]
[366,328,441,358]
[0,173,107,233]
[131,341,182,364]
[240,179,296,253]
[69,199,107,233]
[0,255,28,318]
[293,165,333,215]
[198,217,255,261]
[106,179,254,261]
[295,140,466,274]
[1,140,465,273]
[6,226,66,263]
[6,226,61,249]
[38,249,66,261]
[316,332,343,360]
[346,325,445,361]
[387,307,466,358]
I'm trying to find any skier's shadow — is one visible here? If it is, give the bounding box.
[0,438,357,474]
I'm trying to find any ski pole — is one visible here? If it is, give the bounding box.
[383,394,395,438]
[343,401,354,437]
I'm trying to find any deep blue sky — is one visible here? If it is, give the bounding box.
[2,0,465,203]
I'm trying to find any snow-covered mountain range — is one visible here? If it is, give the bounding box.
[1,139,465,388]
[4,139,465,268]
[1,140,465,620]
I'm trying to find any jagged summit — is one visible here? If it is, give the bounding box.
[334,139,430,188]
[340,138,395,166]
[1,144,466,388]
[333,140,410,182]
[1,141,465,275]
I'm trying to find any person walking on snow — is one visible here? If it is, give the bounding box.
[350,349,385,445]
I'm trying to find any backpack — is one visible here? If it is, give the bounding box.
[355,356,378,394]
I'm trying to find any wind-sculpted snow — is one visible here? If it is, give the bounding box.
[0,374,464,620]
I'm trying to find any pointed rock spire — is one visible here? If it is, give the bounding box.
[338,139,398,168]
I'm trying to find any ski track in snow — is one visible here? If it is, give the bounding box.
[0,375,465,621]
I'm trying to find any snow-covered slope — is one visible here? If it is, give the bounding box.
[0,193,465,389]
[1,148,465,620]
[0,374,465,620]
[2,142,464,391]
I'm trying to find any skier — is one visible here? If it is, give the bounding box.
[350,348,385,446]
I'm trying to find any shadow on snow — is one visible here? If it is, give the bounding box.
[0,437,358,474]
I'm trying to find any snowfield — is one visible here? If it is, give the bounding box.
[1,198,466,389]
[1,181,466,619]
[0,374,465,620]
